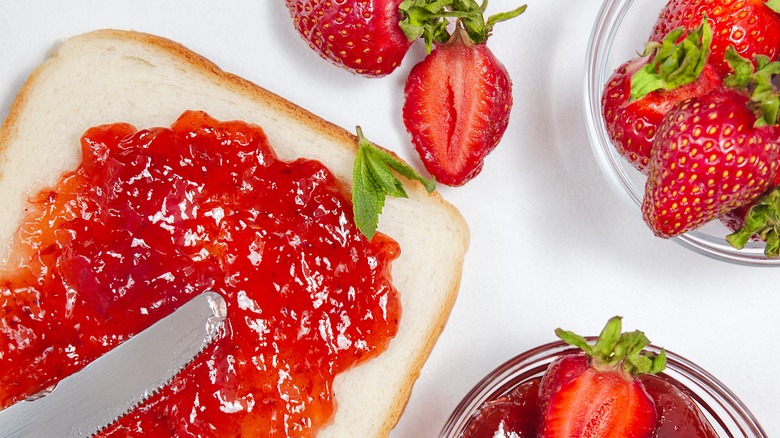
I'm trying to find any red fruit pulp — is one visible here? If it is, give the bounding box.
[403,33,512,186]
[0,111,401,436]
[463,378,540,438]
[540,366,657,437]
[638,374,719,438]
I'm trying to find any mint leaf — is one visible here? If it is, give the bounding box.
[351,126,435,240]
[368,144,436,193]
[352,147,386,240]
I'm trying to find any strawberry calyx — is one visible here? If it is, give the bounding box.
[555,316,667,378]
[726,187,780,257]
[399,0,526,52]
[630,17,712,101]
[398,0,451,51]
[723,46,780,127]
[766,0,780,13]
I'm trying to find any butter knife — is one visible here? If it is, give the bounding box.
[0,290,227,437]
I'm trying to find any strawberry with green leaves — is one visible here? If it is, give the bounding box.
[651,0,780,76]
[538,317,665,438]
[642,48,780,238]
[403,1,525,186]
[602,19,722,173]
[284,0,495,77]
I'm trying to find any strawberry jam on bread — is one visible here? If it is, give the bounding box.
[2,110,403,436]
[0,30,469,437]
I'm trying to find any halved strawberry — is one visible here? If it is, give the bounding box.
[403,26,513,186]
[602,19,722,173]
[537,316,666,438]
[401,1,525,186]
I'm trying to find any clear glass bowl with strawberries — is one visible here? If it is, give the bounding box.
[584,0,780,265]
[440,317,766,437]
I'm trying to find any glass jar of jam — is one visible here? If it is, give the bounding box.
[441,340,766,438]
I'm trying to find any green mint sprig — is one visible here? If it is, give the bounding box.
[352,126,435,240]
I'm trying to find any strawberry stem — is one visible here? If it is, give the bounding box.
[723,47,780,127]
[630,16,712,101]
[765,0,780,13]
[556,316,667,377]
[398,0,526,52]
[726,187,780,257]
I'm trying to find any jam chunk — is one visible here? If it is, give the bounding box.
[0,111,401,436]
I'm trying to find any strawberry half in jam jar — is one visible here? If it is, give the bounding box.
[0,111,401,437]
[442,318,767,438]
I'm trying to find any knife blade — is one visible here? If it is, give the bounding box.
[0,290,227,438]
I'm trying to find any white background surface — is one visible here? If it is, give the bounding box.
[1,1,778,436]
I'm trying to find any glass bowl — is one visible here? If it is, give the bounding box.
[440,339,766,437]
[583,0,780,265]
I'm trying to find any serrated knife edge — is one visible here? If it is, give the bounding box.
[0,290,227,438]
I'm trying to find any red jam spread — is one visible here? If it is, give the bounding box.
[463,378,540,437]
[0,111,401,436]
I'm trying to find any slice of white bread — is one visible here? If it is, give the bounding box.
[0,29,469,436]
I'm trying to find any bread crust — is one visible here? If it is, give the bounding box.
[0,29,469,437]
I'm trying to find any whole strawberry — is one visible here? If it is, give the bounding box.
[603,19,722,173]
[403,2,525,186]
[537,317,665,438]
[285,0,413,76]
[650,0,780,75]
[642,49,780,238]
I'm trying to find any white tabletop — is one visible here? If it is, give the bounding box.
[1,1,778,436]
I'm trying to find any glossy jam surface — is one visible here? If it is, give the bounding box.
[463,377,540,438]
[0,111,401,436]
[639,374,719,438]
